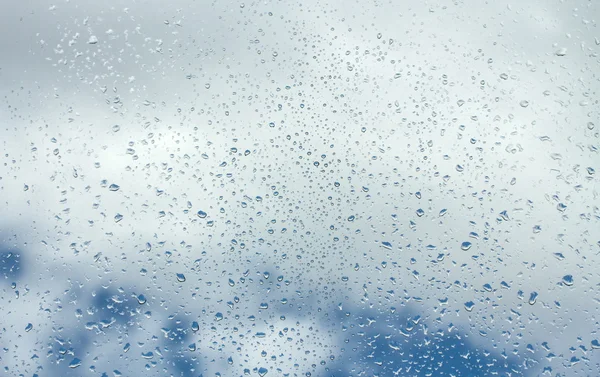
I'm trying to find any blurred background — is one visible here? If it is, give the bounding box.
[1,0,599,376]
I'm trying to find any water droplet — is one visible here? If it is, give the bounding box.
[416,208,425,217]
[88,36,98,44]
[69,358,82,368]
[141,351,154,359]
[112,124,121,132]
[381,241,392,250]
[258,367,269,376]
[123,343,130,353]
[136,294,146,305]
[25,323,33,332]
[192,321,199,332]
[259,303,268,310]
[464,301,475,312]
[562,275,574,286]
[109,184,120,191]
[528,291,538,305]
[461,241,472,251]
[215,312,223,321]
[197,210,207,218]
[500,73,508,80]
[555,47,567,56]
[455,164,464,172]
[519,100,529,108]
[415,191,422,199]
[591,340,600,349]
[114,213,123,223]
[347,215,355,222]
[205,83,211,89]
[176,273,186,282]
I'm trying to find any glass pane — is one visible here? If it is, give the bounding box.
[1,0,598,376]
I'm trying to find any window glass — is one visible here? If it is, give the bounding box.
[1,0,599,376]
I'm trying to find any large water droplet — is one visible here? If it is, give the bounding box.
[464,301,475,312]
[69,358,82,368]
[528,291,538,305]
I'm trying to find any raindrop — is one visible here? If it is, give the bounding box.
[25,323,33,332]
[109,184,120,191]
[136,294,146,305]
[464,301,475,312]
[562,275,574,286]
[528,291,538,305]
[555,47,567,56]
[69,358,82,368]
[461,241,472,251]
[197,210,207,218]
[88,35,98,44]
[519,100,529,108]
[176,273,186,282]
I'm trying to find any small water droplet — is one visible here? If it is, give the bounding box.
[25,323,33,332]
[197,210,207,218]
[176,273,186,282]
[109,184,120,191]
[114,213,123,223]
[215,312,223,321]
[258,367,269,376]
[519,100,529,108]
[461,241,472,251]
[88,35,98,44]
[192,321,200,332]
